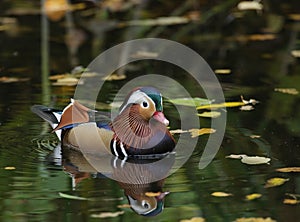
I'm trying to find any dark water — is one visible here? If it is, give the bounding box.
[1,1,300,221]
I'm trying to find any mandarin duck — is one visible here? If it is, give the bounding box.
[31,87,176,158]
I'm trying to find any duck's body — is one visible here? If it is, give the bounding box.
[32,87,175,158]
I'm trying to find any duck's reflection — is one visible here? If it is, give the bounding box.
[59,147,175,216]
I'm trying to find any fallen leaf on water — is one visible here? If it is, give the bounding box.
[117,204,131,208]
[214,69,231,74]
[291,50,300,58]
[288,14,300,21]
[226,154,245,159]
[211,192,232,197]
[145,192,161,197]
[226,154,271,165]
[189,128,216,138]
[235,217,276,222]
[52,77,83,86]
[180,217,206,222]
[276,167,300,173]
[102,73,126,81]
[90,211,124,218]
[250,134,261,139]
[169,129,189,134]
[122,16,189,27]
[240,156,271,165]
[197,96,258,110]
[169,97,212,107]
[131,50,159,59]
[237,1,263,11]
[239,105,254,111]
[274,88,299,95]
[0,76,29,83]
[245,193,262,201]
[58,192,88,200]
[264,178,289,188]
[197,111,221,118]
[4,166,16,170]
[283,198,299,205]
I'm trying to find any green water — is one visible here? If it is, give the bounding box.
[1,1,300,221]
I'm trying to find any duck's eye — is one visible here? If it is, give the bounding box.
[141,101,149,108]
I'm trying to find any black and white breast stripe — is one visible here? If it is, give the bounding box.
[110,139,128,158]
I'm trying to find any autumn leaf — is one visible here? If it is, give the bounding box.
[264,178,289,188]
[189,128,216,138]
[4,166,16,170]
[283,199,299,205]
[197,96,258,110]
[245,193,262,201]
[58,192,88,200]
[90,211,124,218]
[180,217,206,222]
[291,50,300,58]
[145,192,162,197]
[197,111,221,118]
[276,167,300,173]
[214,69,231,74]
[237,1,263,11]
[274,88,299,95]
[211,192,232,197]
[235,217,276,222]
[0,76,29,83]
[226,154,271,165]
[102,73,126,81]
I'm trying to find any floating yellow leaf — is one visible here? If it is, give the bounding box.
[274,88,299,95]
[250,134,261,139]
[288,14,300,21]
[276,167,300,173]
[245,193,262,201]
[211,192,232,197]
[283,198,299,205]
[4,166,16,170]
[197,111,221,118]
[52,77,83,86]
[214,69,231,74]
[90,211,124,218]
[145,192,161,197]
[197,96,258,110]
[235,217,276,222]
[264,178,289,188]
[180,217,206,222]
[189,128,216,138]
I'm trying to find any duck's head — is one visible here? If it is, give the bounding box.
[118,86,169,126]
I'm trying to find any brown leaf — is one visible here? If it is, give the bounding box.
[276,167,300,173]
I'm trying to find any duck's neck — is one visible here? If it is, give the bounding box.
[111,106,153,149]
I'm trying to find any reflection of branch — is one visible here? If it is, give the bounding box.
[41,0,51,133]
